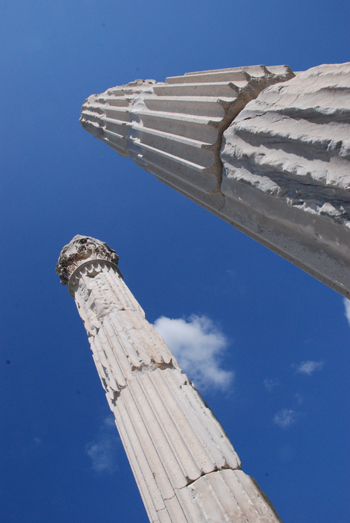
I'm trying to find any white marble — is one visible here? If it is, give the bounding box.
[80,62,350,298]
[221,62,350,298]
[56,236,282,523]
[80,65,293,195]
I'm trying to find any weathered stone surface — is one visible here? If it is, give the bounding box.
[57,236,282,523]
[80,65,293,194]
[221,62,350,298]
[80,62,350,298]
[56,234,120,286]
[174,469,281,523]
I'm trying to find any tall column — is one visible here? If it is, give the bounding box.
[220,62,350,299]
[56,235,282,523]
[80,63,350,298]
[80,65,293,196]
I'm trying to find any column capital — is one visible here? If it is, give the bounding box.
[56,235,119,286]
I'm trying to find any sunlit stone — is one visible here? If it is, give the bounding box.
[80,63,350,298]
[56,235,282,523]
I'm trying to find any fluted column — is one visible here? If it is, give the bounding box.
[80,63,350,298]
[221,62,350,298]
[80,65,293,196]
[56,235,282,523]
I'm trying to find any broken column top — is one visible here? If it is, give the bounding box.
[56,235,119,286]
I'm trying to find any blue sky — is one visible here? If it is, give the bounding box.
[0,1,349,521]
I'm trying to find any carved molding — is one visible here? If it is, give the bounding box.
[56,234,120,286]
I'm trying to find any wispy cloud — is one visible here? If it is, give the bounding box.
[263,378,279,392]
[293,360,323,376]
[343,298,350,326]
[274,409,301,428]
[86,416,119,473]
[153,314,233,390]
[295,393,303,404]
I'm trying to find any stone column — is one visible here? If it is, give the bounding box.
[220,62,350,299]
[56,235,282,523]
[80,63,350,298]
[80,65,293,196]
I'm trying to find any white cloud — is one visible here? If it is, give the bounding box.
[274,409,300,428]
[86,416,119,473]
[294,360,323,375]
[153,314,233,390]
[295,393,303,404]
[102,416,116,429]
[263,378,279,392]
[343,298,350,326]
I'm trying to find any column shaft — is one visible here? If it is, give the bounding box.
[57,236,282,523]
[80,63,350,297]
